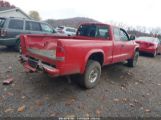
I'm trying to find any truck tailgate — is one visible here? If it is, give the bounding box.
[20,35,59,64]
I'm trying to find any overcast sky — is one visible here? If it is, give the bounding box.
[7,0,161,28]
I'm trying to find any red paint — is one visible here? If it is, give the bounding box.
[135,37,161,54]
[19,23,139,77]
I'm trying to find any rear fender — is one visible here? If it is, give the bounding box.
[80,49,104,73]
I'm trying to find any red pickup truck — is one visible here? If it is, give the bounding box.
[19,23,139,89]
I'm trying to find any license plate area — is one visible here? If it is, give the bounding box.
[28,58,38,68]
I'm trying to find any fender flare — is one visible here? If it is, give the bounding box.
[134,46,139,52]
[132,46,139,57]
[80,49,105,73]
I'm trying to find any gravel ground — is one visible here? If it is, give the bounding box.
[0,45,161,118]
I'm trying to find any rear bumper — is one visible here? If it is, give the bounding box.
[0,38,17,46]
[19,55,60,76]
[139,47,155,54]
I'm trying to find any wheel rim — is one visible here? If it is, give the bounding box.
[89,68,99,83]
[154,50,157,56]
[133,52,139,66]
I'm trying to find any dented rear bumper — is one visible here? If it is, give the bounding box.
[19,55,60,76]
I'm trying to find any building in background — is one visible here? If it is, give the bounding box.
[0,7,31,19]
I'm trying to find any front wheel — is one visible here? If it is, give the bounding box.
[127,51,139,67]
[78,60,101,89]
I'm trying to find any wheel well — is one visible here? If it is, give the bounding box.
[135,48,139,52]
[88,52,104,65]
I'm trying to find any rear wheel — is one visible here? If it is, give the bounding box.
[78,60,101,89]
[127,51,139,67]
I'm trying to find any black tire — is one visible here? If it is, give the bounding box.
[127,51,139,67]
[14,40,20,52]
[78,60,101,89]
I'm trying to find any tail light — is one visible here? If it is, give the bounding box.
[0,29,7,37]
[20,35,27,54]
[56,41,65,60]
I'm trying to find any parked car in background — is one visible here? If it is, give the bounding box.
[0,17,56,51]
[135,36,161,57]
[19,23,139,89]
[55,26,77,36]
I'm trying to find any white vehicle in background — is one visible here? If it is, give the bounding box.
[55,26,77,36]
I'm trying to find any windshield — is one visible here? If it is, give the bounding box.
[0,18,6,28]
[136,37,159,43]
[77,24,110,39]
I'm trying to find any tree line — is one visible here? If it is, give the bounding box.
[0,0,15,8]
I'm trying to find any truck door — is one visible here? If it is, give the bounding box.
[119,28,134,60]
[112,27,134,63]
[112,27,125,63]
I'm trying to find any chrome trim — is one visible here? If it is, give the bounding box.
[28,48,56,60]
[20,55,28,61]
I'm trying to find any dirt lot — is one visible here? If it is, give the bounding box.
[0,45,161,118]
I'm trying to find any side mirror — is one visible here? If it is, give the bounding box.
[129,35,135,40]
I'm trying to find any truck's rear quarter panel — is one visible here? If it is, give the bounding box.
[58,39,113,74]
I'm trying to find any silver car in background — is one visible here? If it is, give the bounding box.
[55,26,77,36]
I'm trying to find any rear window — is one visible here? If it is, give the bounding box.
[77,24,110,39]
[97,26,109,39]
[8,19,24,30]
[0,18,5,28]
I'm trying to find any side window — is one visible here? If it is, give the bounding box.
[8,19,24,30]
[0,18,6,28]
[31,22,41,31]
[25,21,31,30]
[120,29,129,41]
[40,23,53,33]
[114,28,120,41]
